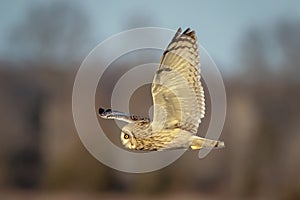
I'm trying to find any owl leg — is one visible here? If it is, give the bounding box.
[190,136,225,150]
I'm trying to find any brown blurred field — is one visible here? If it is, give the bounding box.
[0,1,300,200]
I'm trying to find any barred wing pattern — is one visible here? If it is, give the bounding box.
[99,108,150,123]
[151,28,205,134]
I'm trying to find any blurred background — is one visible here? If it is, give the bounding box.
[1,0,300,199]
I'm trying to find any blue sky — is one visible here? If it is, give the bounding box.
[0,0,300,73]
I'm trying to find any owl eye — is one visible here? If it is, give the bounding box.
[124,133,129,139]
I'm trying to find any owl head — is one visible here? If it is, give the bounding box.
[120,122,150,150]
[121,124,138,149]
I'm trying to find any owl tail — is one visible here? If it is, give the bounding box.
[190,136,225,150]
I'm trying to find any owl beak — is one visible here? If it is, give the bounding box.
[123,140,136,150]
[130,143,136,149]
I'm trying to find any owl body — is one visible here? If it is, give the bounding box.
[121,123,192,150]
[120,123,223,151]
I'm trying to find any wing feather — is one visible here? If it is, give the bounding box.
[151,28,205,134]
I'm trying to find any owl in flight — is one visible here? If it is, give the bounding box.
[99,28,224,151]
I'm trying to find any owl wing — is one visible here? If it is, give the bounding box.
[99,108,150,123]
[151,28,205,134]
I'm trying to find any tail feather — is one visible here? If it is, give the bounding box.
[190,136,225,150]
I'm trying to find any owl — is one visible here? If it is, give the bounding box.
[99,28,224,151]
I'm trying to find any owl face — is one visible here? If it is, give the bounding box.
[120,129,137,149]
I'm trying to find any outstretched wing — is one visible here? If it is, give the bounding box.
[99,108,150,123]
[151,28,205,134]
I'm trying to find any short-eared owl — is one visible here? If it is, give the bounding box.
[99,28,224,151]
